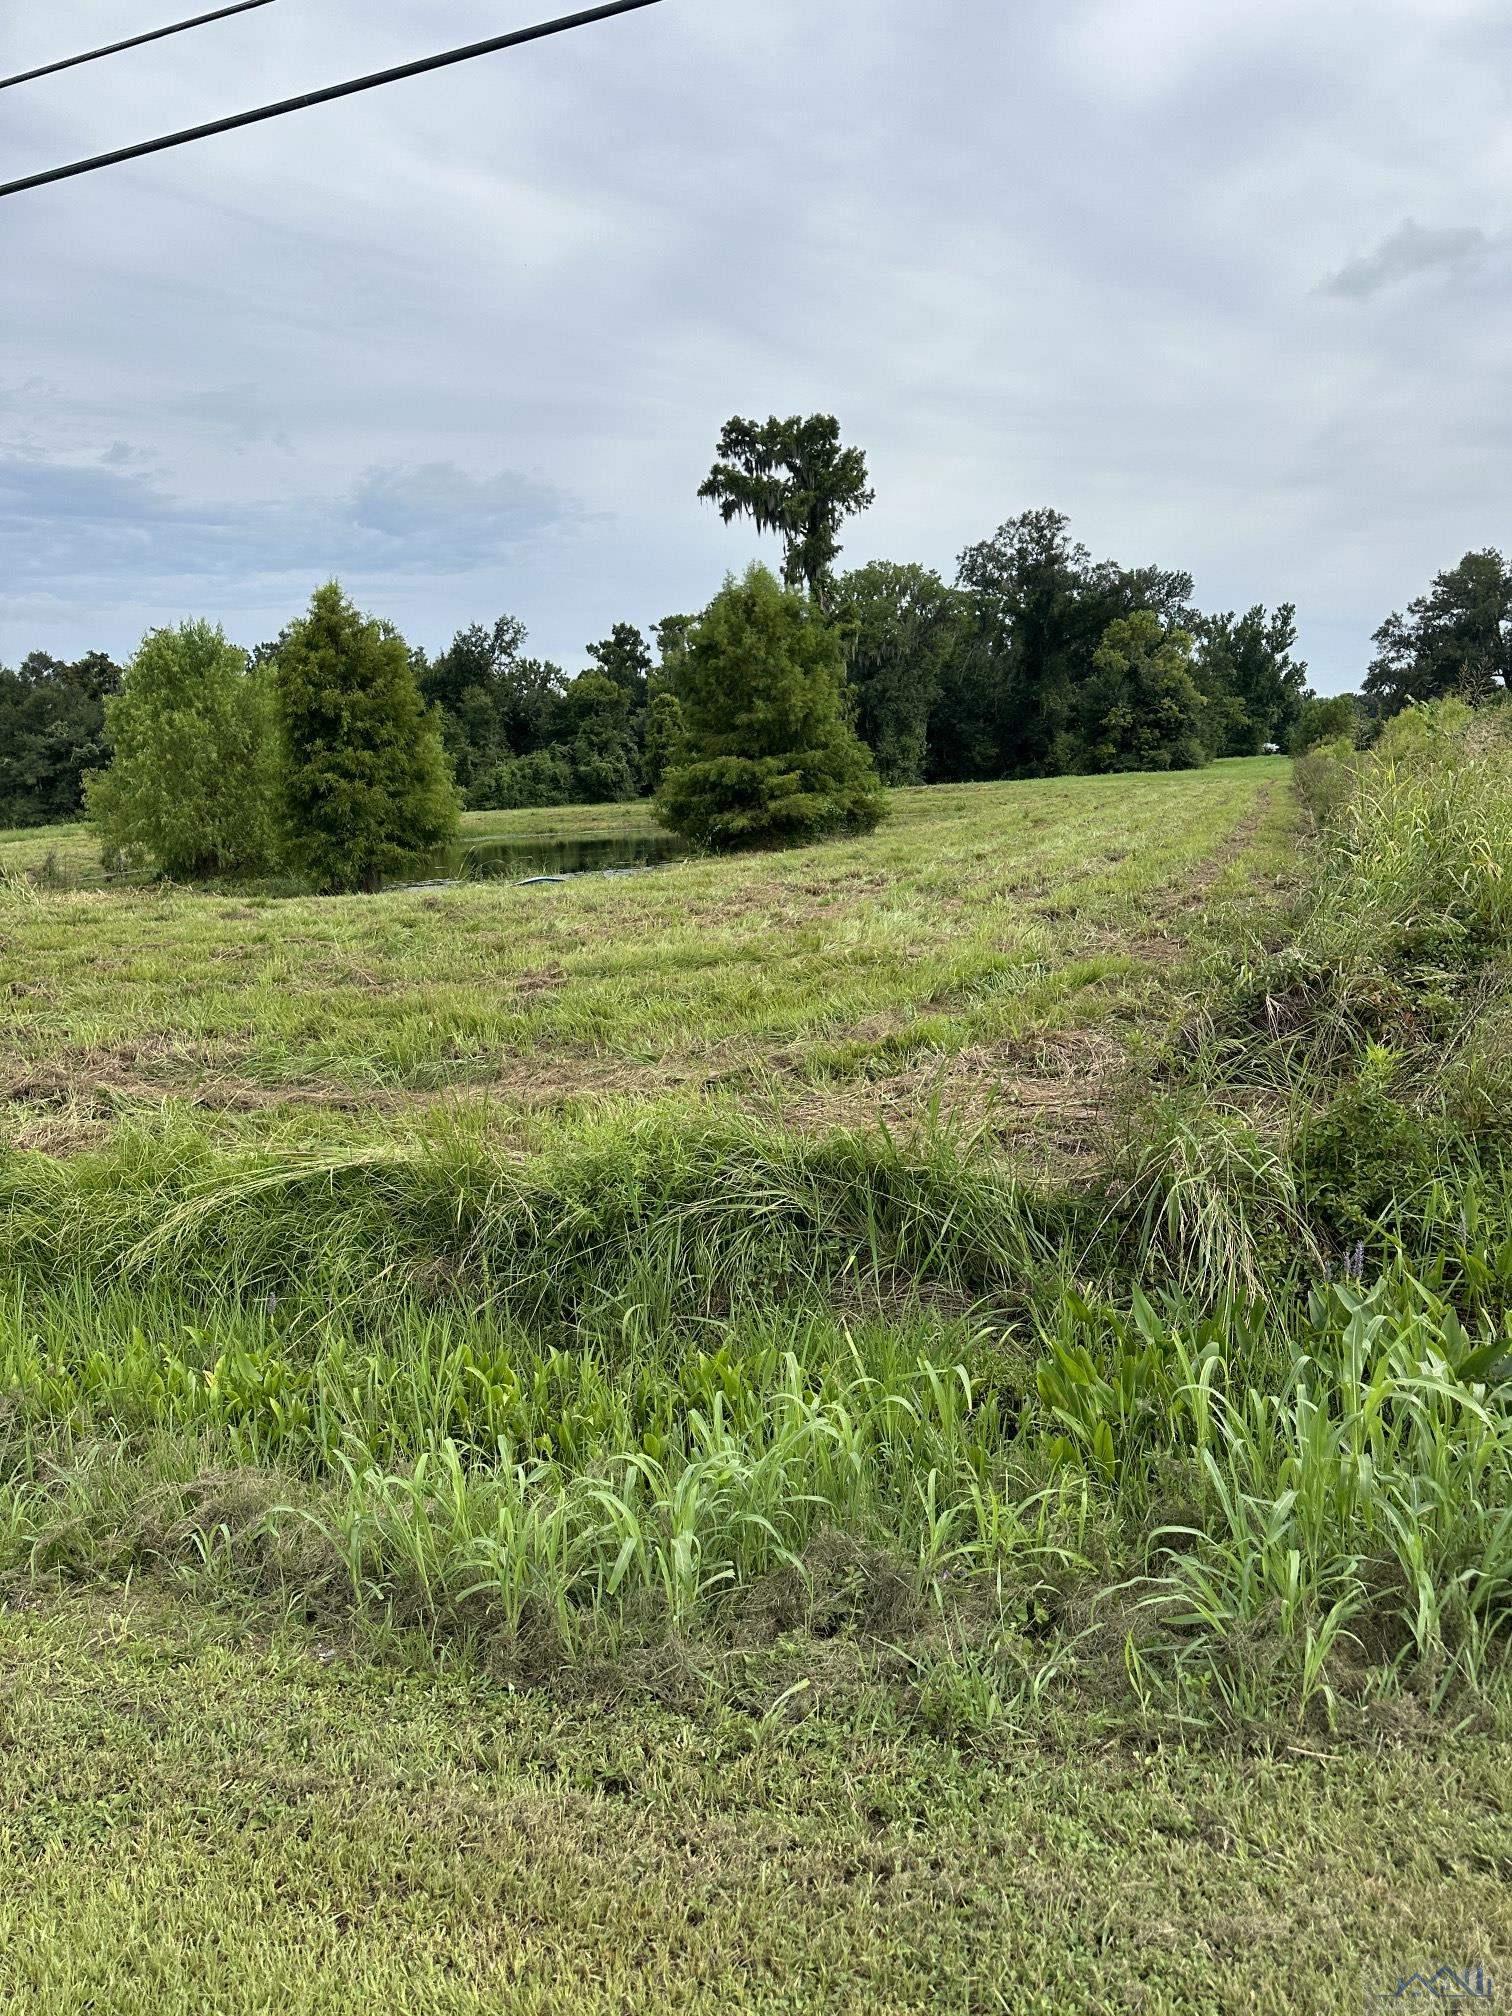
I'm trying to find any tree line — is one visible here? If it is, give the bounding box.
[7,412,1507,867]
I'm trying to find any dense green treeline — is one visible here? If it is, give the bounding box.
[0,649,121,828]
[7,413,1509,844]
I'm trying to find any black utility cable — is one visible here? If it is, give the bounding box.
[0,0,663,200]
[0,0,277,93]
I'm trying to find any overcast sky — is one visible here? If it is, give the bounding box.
[2,0,1506,691]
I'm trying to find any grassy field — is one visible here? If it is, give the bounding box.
[4,743,1512,2012]
[2,761,1291,1157]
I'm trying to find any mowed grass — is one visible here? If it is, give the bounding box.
[2,1591,1507,2016]
[1,761,1292,1149]
[14,754,1504,2013]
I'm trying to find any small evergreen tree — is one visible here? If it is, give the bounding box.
[656,565,885,848]
[85,621,277,876]
[273,582,459,893]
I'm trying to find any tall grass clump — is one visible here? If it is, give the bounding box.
[1299,702,1512,976]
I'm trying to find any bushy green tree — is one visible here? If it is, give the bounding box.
[656,565,885,849]
[952,508,1197,778]
[838,561,969,785]
[586,624,653,707]
[1195,604,1308,754]
[273,583,459,893]
[85,622,276,876]
[558,671,639,802]
[1076,611,1209,773]
[0,650,121,829]
[1365,550,1512,716]
[1290,692,1361,753]
[487,746,575,809]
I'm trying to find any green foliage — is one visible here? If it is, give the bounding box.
[1297,1054,1443,1248]
[485,745,576,810]
[1077,611,1209,773]
[1366,548,1512,716]
[640,686,684,793]
[418,615,563,810]
[14,737,1512,1728]
[837,561,970,785]
[0,650,120,829]
[1193,604,1307,754]
[656,566,886,848]
[557,671,640,803]
[1290,691,1360,754]
[699,415,874,609]
[85,623,277,878]
[950,508,1199,778]
[1300,701,1512,972]
[1292,735,1360,827]
[585,623,653,707]
[273,583,459,894]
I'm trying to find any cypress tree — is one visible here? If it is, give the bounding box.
[656,565,885,849]
[274,582,459,893]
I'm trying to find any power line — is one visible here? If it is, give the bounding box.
[0,0,278,94]
[0,0,664,201]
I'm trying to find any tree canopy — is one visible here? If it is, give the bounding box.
[699,415,874,610]
[1365,549,1512,716]
[1194,605,1307,754]
[837,561,968,786]
[656,565,884,848]
[84,623,275,877]
[0,650,121,829]
[1078,612,1208,773]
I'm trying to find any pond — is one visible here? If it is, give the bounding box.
[437,830,691,885]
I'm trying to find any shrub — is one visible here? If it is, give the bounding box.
[1292,735,1359,828]
[1288,692,1360,755]
[273,583,459,893]
[1296,1049,1443,1247]
[656,565,885,848]
[85,622,278,878]
[485,746,576,810]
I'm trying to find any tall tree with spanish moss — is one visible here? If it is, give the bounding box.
[698,414,874,613]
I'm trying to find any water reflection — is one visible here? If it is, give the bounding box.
[445,831,690,884]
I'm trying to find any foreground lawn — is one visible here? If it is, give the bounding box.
[1,1593,1506,2016]
[2,762,1291,1154]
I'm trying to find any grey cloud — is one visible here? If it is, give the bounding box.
[5,0,1512,688]
[1322,219,1491,300]
[0,454,577,587]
